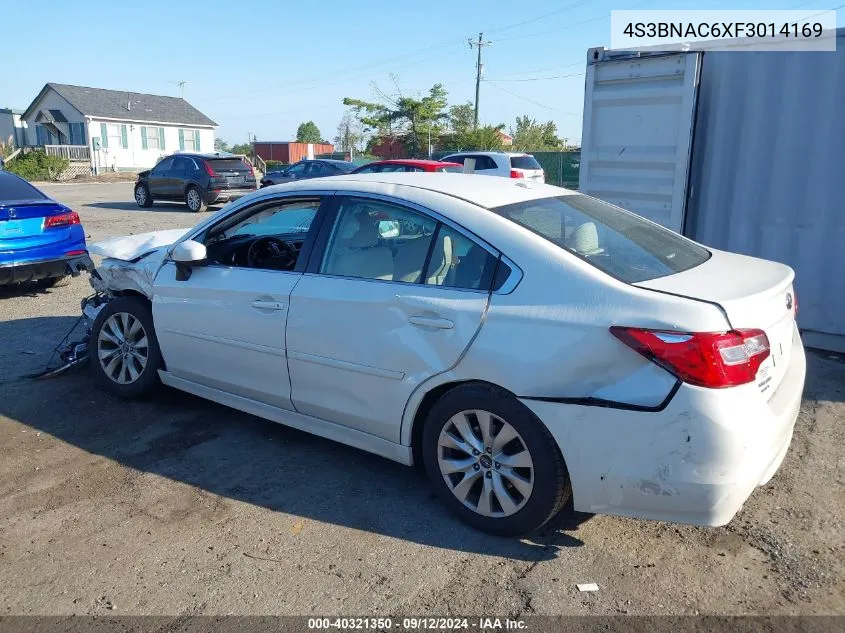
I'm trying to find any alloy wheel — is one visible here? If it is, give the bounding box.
[97,312,149,385]
[186,189,201,211]
[135,187,146,205]
[437,409,534,518]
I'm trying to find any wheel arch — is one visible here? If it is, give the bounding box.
[405,377,518,467]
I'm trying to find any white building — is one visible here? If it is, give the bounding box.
[0,108,25,148]
[20,83,217,172]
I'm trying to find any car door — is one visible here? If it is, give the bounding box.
[171,157,193,197]
[286,194,498,442]
[152,194,329,410]
[147,157,175,198]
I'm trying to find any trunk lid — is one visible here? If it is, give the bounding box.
[637,248,796,398]
[0,201,73,248]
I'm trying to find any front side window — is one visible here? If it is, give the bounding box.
[154,157,175,173]
[202,199,321,271]
[286,163,307,176]
[321,199,436,282]
[354,164,380,174]
[492,195,710,283]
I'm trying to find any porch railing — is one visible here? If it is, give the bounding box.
[23,145,90,161]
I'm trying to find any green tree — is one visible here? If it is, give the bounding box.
[230,142,252,156]
[213,138,230,152]
[333,111,365,153]
[448,103,475,134]
[296,121,322,144]
[344,83,449,157]
[511,116,562,151]
[441,124,505,152]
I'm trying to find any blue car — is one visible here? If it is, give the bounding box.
[0,170,92,287]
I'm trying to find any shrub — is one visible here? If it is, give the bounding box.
[265,160,288,170]
[5,151,69,182]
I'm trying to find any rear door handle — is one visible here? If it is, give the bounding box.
[409,315,454,329]
[251,299,286,311]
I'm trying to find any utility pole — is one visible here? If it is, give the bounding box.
[468,32,492,129]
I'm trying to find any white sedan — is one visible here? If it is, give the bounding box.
[85,174,805,536]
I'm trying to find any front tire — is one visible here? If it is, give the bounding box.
[90,297,162,398]
[134,183,153,208]
[422,383,571,537]
[185,186,207,212]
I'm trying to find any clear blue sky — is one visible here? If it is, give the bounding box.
[0,0,840,146]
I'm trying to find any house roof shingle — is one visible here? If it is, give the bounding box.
[25,83,217,127]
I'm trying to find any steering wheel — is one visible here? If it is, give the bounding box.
[247,236,298,270]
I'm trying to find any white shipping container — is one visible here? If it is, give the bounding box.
[579,28,845,351]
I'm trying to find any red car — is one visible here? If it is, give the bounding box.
[351,159,463,174]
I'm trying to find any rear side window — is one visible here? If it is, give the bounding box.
[510,155,541,170]
[207,158,250,172]
[492,195,710,283]
[469,155,497,170]
[0,173,47,202]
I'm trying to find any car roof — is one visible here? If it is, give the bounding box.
[308,159,355,166]
[271,172,571,209]
[443,151,530,158]
[366,159,462,167]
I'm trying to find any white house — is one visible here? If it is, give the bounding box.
[20,83,217,172]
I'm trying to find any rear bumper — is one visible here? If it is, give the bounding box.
[0,253,93,285]
[523,323,806,526]
[205,187,256,204]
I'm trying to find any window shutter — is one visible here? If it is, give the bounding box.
[194,130,200,151]
[120,125,128,149]
[140,126,148,150]
[178,129,185,150]
[100,123,108,148]
[159,127,165,150]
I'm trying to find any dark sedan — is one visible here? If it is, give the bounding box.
[260,159,356,187]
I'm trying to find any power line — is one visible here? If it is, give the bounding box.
[484,0,599,34]
[484,72,586,82]
[484,80,581,116]
[495,0,660,43]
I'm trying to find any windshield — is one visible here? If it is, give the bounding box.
[492,195,710,283]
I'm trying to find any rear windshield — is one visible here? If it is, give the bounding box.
[207,158,250,171]
[0,173,47,202]
[509,155,541,170]
[437,165,463,173]
[492,195,710,283]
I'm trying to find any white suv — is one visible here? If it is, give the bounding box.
[441,151,545,183]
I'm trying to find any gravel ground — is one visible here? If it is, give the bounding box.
[0,183,843,616]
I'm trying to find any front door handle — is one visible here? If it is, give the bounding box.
[409,315,454,329]
[251,299,286,311]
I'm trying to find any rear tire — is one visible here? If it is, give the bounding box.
[90,297,162,399]
[421,383,571,537]
[185,186,207,213]
[134,183,153,208]
[36,275,72,288]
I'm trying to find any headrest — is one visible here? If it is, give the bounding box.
[568,222,603,256]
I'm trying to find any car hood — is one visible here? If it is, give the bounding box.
[89,228,191,261]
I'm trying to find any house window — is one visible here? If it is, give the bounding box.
[179,128,201,152]
[99,123,128,149]
[141,126,165,151]
[69,122,86,145]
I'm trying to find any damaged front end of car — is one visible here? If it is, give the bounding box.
[30,228,190,380]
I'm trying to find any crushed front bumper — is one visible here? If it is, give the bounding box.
[0,253,93,285]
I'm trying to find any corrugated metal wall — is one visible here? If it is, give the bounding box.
[685,31,845,342]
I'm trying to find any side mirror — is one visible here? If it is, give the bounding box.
[172,240,207,264]
[171,240,207,281]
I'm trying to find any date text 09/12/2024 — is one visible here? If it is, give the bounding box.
[307,617,527,630]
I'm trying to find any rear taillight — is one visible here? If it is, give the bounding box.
[610,327,770,388]
[44,211,80,228]
[203,161,218,177]
[510,170,524,179]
